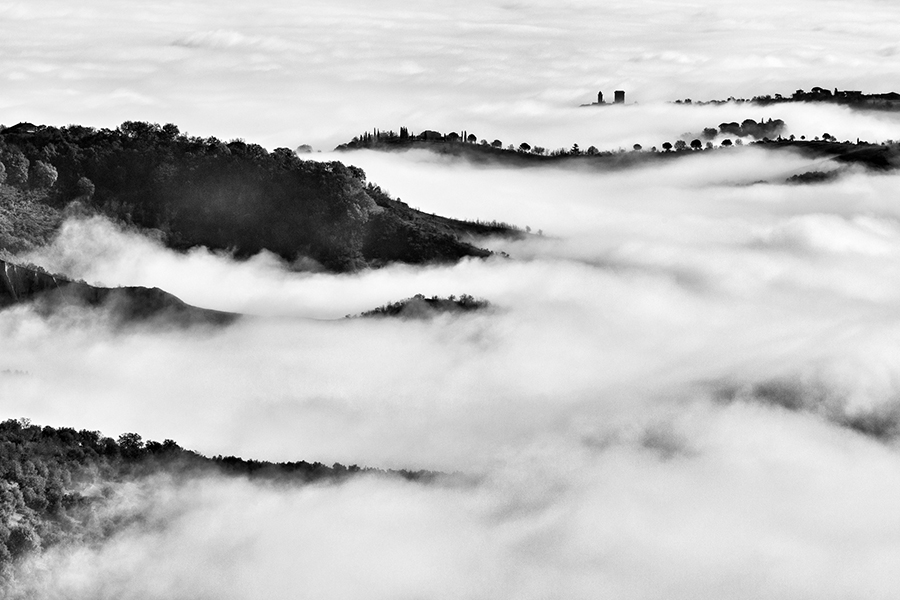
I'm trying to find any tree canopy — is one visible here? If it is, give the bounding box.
[0,122,500,272]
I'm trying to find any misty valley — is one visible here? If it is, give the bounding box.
[3,100,900,598]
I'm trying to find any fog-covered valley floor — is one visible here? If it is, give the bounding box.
[4,145,900,598]
[6,0,900,595]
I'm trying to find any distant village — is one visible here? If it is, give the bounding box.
[577,87,900,110]
[580,90,628,106]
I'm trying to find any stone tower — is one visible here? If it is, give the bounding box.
[614,90,625,104]
[597,91,604,104]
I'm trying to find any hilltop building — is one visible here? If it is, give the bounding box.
[581,90,627,107]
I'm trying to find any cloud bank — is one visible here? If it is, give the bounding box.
[5,144,900,596]
[5,0,900,596]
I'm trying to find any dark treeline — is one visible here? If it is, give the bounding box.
[356,293,491,319]
[711,118,785,140]
[0,418,438,579]
[336,124,900,175]
[336,122,787,159]
[0,122,507,272]
[674,86,900,110]
[337,127,623,158]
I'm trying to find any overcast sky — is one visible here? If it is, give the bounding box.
[3,0,900,149]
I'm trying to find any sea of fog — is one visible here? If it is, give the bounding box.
[3,145,900,598]
[4,0,900,594]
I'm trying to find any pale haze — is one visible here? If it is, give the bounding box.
[4,0,900,148]
[3,1,900,599]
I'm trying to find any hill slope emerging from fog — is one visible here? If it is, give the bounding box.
[0,418,437,585]
[0,259,236,325]
[336,129,900,173]
[0,122,523,272]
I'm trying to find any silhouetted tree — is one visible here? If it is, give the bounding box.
[719,121,741,136]
[491,139,502,148]
[161,123,180,141]
[30,160,57,189]
[690,139,702,150]
[674,140,687,150]
[117,433,144,459]
[74,176,95,200]
[721,139,733,147]
[1,149,29,187]
[466,134,477,143]
[518,142,531,152]
[662,142,672,151]
[633,144,642,151]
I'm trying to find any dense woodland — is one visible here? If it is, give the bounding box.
[0,418,437,583]
[0,122,518,272]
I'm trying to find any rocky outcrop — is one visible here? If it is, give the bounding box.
[0,259,237,326]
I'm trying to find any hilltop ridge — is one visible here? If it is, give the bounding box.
[335,126,900,174]
[0,122,522,273]
[671,86,900,109]
[0,259,236,325]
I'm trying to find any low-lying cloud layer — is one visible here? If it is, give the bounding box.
[5,145,900,597]
[11,439,900,600]
[6,0,900,594]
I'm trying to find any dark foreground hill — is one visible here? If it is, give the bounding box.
[0,122,523,272]
[0,418,438,584]
[0,259,236,326]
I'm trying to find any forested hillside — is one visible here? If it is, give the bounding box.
[0,122,519,272]
[0,418,436,584]
[0,259,236,325]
